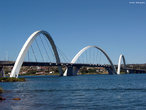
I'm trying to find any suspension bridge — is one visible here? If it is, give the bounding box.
[0,30,145,78]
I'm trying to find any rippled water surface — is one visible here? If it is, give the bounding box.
[1,74,146,110]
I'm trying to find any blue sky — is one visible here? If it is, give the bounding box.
[0,0,146,64]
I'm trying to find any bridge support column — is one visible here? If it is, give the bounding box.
[66,65,81,76]
[126,69,129,74]
[128,70,135,74]
[0,66,5,78]
[106,67,115,75]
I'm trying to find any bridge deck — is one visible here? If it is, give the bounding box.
[1,61,146,73]
[0,61,110,67]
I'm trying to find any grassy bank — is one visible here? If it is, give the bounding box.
[0,77,26,82]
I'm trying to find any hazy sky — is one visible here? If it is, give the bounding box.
[0,0,146,64]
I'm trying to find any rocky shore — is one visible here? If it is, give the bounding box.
[0,87,21,101]
[0,77,25,101]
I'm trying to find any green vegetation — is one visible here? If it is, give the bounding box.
[0,87,3,93]
[79,67,108,75]
[20,72,60,76]
[0,77,26,82]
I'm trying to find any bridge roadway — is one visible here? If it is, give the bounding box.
[1,61,146,74]
[0,61,111,68]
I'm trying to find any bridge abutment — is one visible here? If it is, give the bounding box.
[106,67,116,75]
[66,65,81,76]
[0,66,5,78]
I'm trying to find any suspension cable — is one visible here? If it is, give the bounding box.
[39,35,51,62]
[83,52,85,64]
[57,47,70,63]
[30,45,37,62]
[27,49,29,62]
[86,50,89,64]
[93,49,96,64]
[99,51,101,64]
[95,51,98,64]
[44,37,55,62]
[34,38,44,62]
[77,56,81,64]
[85,50,87,64]
[89,49,91,64]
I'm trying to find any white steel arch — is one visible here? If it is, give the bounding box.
[10,30,63,78]
[64,45,116,76]
[117,54,127,74]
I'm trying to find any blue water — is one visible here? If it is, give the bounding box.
[1,74,146,110]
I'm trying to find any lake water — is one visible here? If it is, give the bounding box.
[1,74,146,110]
